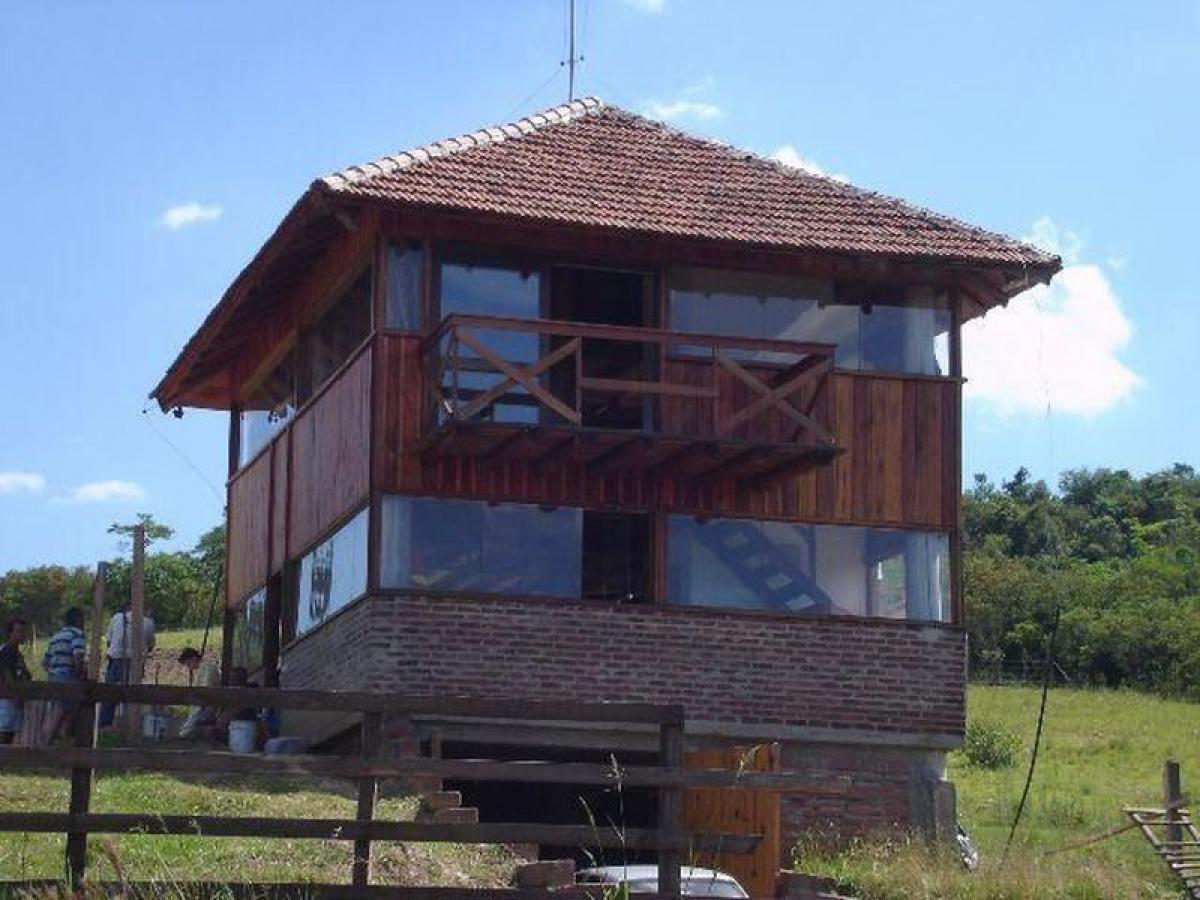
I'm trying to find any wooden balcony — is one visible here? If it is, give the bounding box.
[417,314,841,484]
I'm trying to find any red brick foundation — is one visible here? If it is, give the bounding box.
[281,592,964,839]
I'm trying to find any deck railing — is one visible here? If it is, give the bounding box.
[0,680,844,898]
[420,314,837,450]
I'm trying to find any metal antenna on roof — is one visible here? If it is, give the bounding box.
[564,0,584,101]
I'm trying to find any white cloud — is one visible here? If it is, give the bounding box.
[963,218,1141,419]
[60,480,147,504]
[622,0,665,11]
[643,98,722,122]
[770,145,849,183]
[0,471,46,495]
[160,202,222,231]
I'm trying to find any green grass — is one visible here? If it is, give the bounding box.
[800,685,1200,899]
[0,770,519,887]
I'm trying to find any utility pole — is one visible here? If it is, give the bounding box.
[125,524,145,740]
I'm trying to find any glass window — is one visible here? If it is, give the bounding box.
[670,268,951,375]
[296,508,369,636]
[856,285,951,377]
[671,268,845,364]
[667,515,950,622]
[381,496,581,598]
[231,587,266,670]
[438,263,544,424]
[300,269,372,403]
[385,242,424,330]
[239,350,295,466]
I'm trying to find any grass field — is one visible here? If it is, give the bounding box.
[801,685,1200,899]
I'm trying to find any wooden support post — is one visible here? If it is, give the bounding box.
[125,524,145,740]
[658,714,685,900]
[65,687,97,886]
[87,563,107,682]
[1164,760,1183,845]
[352,712,383,887]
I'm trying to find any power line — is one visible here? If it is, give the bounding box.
[139,406,224,502]
[502,66,565,122]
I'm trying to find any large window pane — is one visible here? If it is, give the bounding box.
[670,268,843,364]
[239,350,295,466]
[297,508,369,636]
[385,243,424,330]
[670,268,951,375]
[667,515,950,622]
[858,285,951,377]
[300,269,372,402]
[438,263,544,423]
[381,496,581,598]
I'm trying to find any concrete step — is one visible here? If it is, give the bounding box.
[416,805,479,825]
[420,790,464,813]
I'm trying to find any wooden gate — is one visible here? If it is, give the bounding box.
[683,744,781,898]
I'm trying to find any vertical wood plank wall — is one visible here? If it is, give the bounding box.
[227,451,271,605]
[287,348,372,558]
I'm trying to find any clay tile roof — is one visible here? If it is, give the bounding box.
[318,97,1057,272]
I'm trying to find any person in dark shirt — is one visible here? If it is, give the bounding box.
[0,617,32,744]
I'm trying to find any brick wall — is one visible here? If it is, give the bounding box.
[359,593,965,737]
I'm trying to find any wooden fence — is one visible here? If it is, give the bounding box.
[0,680,816,899]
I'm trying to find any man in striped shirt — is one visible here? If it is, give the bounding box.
[42,607,87,741]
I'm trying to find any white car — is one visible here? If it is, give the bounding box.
[576,865,749,897]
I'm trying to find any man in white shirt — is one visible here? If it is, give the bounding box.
[97,602,156,730]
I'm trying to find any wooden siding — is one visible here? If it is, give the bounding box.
[288,347,372,557]
[377,342,959,530]
[227,451,271,606]
[374,333,425,495]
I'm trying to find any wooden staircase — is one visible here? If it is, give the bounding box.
[1126,806,1200,899]
[693,520,832,614]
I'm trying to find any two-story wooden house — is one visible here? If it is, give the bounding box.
[152,99,1059,848]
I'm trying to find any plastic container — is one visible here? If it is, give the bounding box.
[228,720,257,753]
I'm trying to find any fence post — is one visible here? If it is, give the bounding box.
[65,686,97,886]
[1164,760,1183,845]
[352,711,383,887]
[658,711,685,900]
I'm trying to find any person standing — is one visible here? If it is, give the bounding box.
[0,618,32,744]
[42,607,88,742]
[98,602,156,729]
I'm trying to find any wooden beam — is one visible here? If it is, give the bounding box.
[0,681,684,725]
[126,524,146,740]
[0,746,849,793]
[585,436,649,476]
[456,337,579,422]
[715,351,834,443]
[578,377,717,399]
[0,813,759,855]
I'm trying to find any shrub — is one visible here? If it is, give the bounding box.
[961,719,1022,769]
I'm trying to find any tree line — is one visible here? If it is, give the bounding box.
[965,463,1200,698]
[0,514,225,638]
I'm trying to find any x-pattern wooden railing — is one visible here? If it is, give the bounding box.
[421,314,837,448]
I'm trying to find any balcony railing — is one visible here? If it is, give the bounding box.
[418,314,840,481]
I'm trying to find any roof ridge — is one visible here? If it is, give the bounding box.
[319,97,606,190]
[601,106,1052,261]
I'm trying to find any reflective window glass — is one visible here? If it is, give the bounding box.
[381,496,581,598]
[385,243,424,331]
[297,508,369,636]
[667,515,950,622]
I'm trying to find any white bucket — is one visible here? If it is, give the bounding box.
[228,720,257,753]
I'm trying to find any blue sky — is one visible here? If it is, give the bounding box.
[1,0,1196,571]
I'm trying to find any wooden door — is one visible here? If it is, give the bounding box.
[683,743,781,898]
